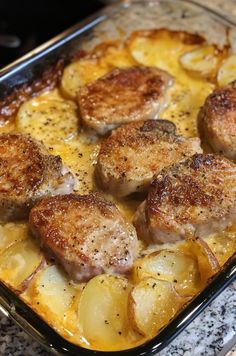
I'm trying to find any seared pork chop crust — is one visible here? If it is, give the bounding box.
[29,193,138,282]
[78,66,173,135]
[133,154,236,244]
[96,119,202,197]
[198,81,236,160]
[0,133,74,220]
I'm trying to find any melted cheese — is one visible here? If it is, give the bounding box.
[0,30,235,352]
[51,137,100,194]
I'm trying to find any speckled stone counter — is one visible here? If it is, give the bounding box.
[1,1,236,355]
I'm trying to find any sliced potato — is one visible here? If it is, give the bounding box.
[204,232,236,267]
[129,278,185,337]
[180,45,223,79]
[63,287,85,336]
[61,58,108,100]
[179,237,220,284]
[217,54,236,87]
[16,89,79,145]
[128,30,198,75]
[133,250,201,296]
[0,238,43,290]
[78,274,137,350]
[0,222,28,253]
[28,264,81,334]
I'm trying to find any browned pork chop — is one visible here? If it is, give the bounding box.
[198,81,236,160]
[95,120,202,197]
[133,154,236,244]
[29,193,138,282]
[78,66,173,135]
[0,133,74,220]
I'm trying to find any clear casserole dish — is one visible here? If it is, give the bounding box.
[0,0,236,354]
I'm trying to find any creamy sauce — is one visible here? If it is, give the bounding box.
[0,30,235,352]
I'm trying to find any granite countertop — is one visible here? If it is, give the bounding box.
[1,0,236,355]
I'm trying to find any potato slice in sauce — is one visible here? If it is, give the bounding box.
[61,58,108,100]
[78,274,139,351]
[27,264,81,336]
[98,43,137,69]
[16,89,79,145]
[0,223,28,253]
[0,238,43,291]
[133,250,201,296]
[217,54,236,87]
[179,237,220,284]
[180,45,225,80]
[129,278,186,337]
[204,231,236,267]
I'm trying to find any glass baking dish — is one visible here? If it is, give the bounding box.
[0,0,236,354]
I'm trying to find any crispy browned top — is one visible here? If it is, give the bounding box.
[203,83,236,115]
[127,28,205,46]
[99,120,179,153]
[0,133,63,202]
[198,81,236,157]
[78,66,173,134]
[96,120,201,195]
[139,119,176,134]
[147,153,236,226]
[29,193,137,271]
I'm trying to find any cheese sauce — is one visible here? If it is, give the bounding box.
[0,29,235,352]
